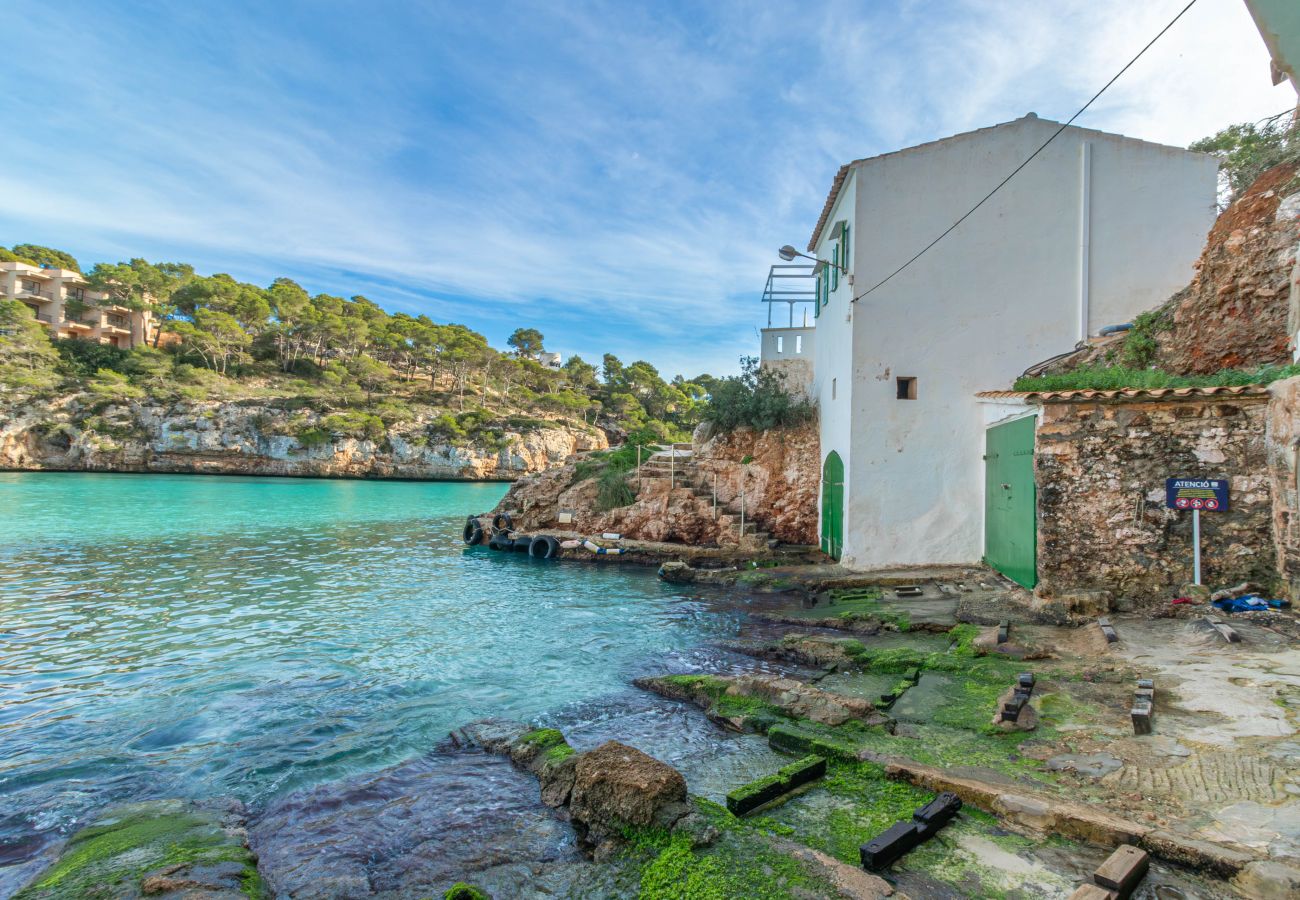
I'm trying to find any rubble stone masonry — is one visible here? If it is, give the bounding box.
[1035,394,1274,602]
[1267,376,1300,598]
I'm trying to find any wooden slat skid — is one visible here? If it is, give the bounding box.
[1093,844,1150,895]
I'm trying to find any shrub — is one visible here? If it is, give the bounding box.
[320,411,386,442]
[1190,113,1300,203]
[1119,309,1169,369]
[55,339,132,377]
[87,368,145,400]
[596,466,636,510]
[702,356,814,432]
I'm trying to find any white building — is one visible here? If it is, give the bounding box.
[1243,0,1300,95]
[792,114,1218,576]
[1,261,152,348]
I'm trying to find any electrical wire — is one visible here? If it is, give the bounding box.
[851,0,1201,304]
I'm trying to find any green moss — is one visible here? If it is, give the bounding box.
[517,728,567,749]
[17,806,260,899]
[625,823,829,900]
[751,759,932,865]
[444,883,491,900]
[544,743,576,764]
[660,675,729,701]
[727,756,825,811]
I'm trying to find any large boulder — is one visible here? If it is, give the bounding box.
[568,741,690,848]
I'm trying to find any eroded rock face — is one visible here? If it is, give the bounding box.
[568,741,690,848]
[494,419,819,547]
[0,397,606,479]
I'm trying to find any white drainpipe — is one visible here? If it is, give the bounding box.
[1078,141,1092,344]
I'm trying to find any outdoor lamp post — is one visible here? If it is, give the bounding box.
[778,244,846,273]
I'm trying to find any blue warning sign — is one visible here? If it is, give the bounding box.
[1165,477,1229,512]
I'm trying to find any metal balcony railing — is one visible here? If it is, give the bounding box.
[761,264,816,327]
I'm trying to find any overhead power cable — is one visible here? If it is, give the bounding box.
[852,0,1200,304]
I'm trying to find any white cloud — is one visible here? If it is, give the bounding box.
[0,0,1287,376]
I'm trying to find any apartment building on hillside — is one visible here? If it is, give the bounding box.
[1,261,152,349]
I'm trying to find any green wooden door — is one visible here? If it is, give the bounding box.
[984,417,1037,589]
[821,451,844,560]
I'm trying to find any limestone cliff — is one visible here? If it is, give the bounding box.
[0,395,607,480]
[494,419,819,547]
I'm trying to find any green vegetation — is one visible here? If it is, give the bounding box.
[0,243,734,450]
[622,799,833,900]
[701,356,814,432]
[726,755,825,814]
[1190,111,1300,204]
[1119,308,1169,368]
[1013,362,1300,393]
[444,884,490,900]
[15,804,263,899]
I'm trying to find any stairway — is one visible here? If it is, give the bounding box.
[637,444,771,545]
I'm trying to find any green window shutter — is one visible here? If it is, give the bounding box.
[842,225,850,272]
[814,271,822,317]
[831,244,839,291]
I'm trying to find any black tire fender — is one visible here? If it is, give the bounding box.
[463,519,485,546]
[510,534,533,552]
[492,512,513,532]
[487,531,511,551]
[529,535,560,559]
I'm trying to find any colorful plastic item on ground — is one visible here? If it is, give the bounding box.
[1211,595,1288,613]
[1171,597,1193,605]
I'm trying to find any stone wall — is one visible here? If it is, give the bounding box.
[1035,394,1274,602]
[1267,376,1300,598]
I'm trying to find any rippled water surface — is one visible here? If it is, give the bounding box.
[0,472,743,882]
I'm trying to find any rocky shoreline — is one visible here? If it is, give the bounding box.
[13,571,1300,899]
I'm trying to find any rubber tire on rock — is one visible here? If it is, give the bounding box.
[488,531,512,551]
[510,534,533,552]
[529,535,560,559]
[492,512,513,532]
[463,520,485,546]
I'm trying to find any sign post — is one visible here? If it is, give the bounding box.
[1165,477,1230,585]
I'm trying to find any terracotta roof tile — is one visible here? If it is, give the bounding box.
[975,385,1271,403]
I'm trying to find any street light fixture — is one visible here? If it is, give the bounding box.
[778,244,845,273]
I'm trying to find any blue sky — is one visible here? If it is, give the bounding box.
[0,0,1289,377]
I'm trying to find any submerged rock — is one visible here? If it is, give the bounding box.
[249,749,583,898]
[15,799,258,900]
[568,741,690,850]
[636,672,889,733]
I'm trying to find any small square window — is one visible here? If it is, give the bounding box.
[832,377,837,400]
[896,377,917,400]
[795,335,803,354]
[776,335,784,353]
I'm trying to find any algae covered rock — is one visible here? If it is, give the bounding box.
[15,799,261,899]
[507,728,579,808]
[568,741,690,848]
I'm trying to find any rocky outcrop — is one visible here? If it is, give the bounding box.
[0,395,606,479]
[1158,162,1300,375]
[454,722,692,855]
[568,741,691,848]
[494,419,819,547]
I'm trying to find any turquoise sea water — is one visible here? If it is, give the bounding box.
[0,473,738,874]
